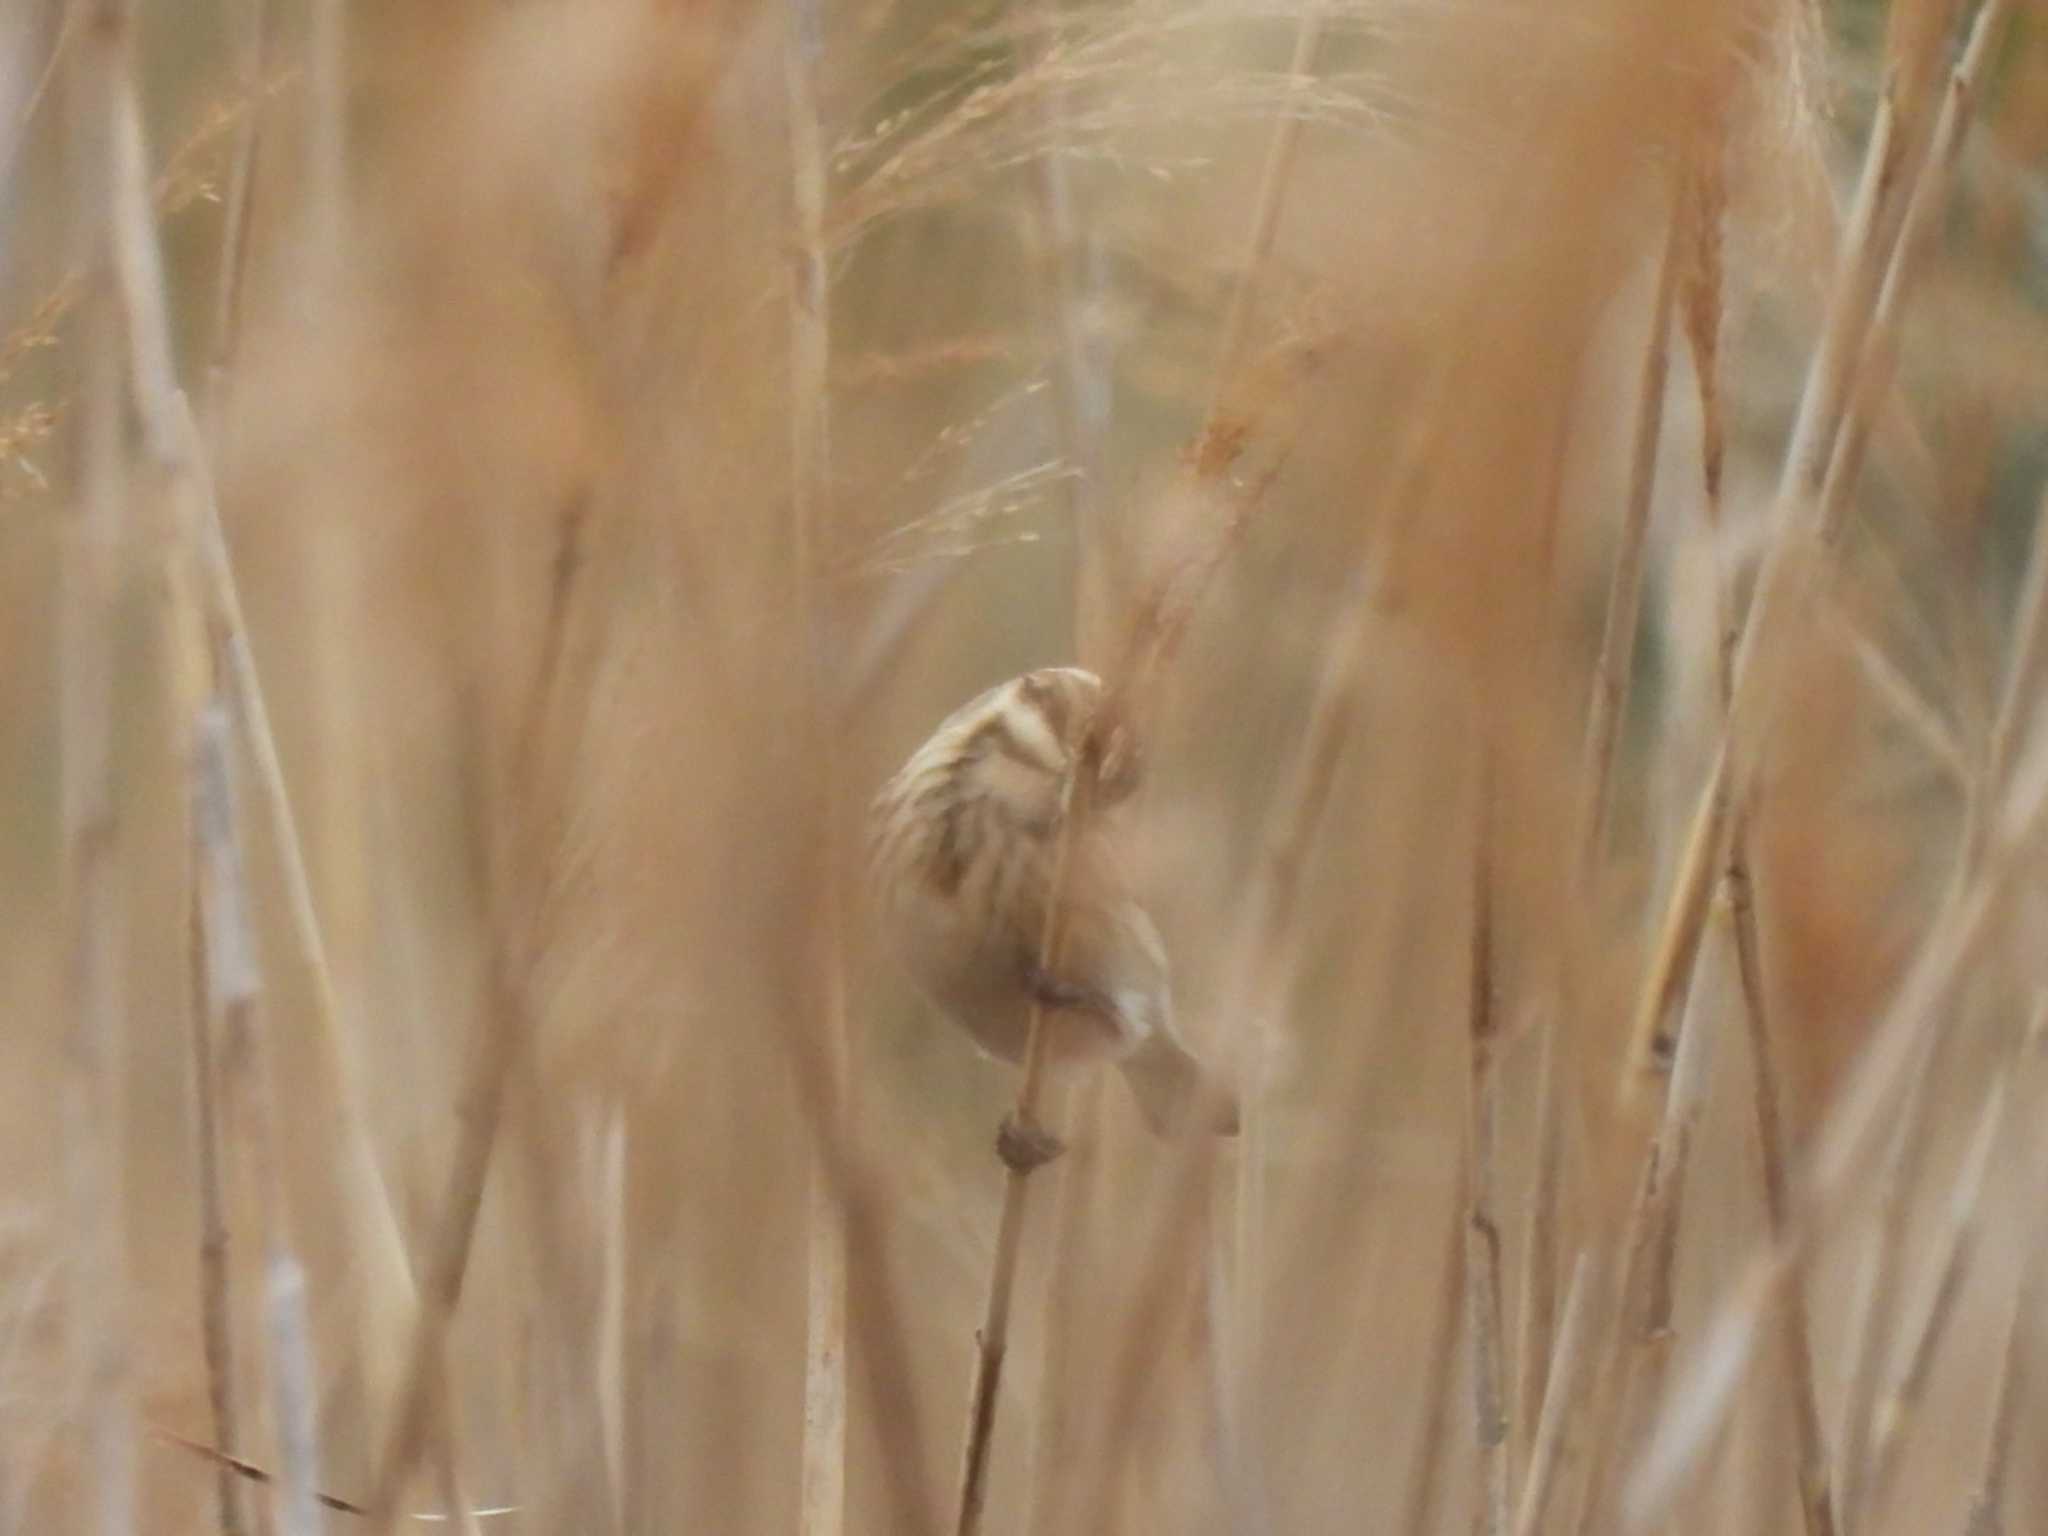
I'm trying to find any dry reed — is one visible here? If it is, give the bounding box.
[10,3,2048,1535]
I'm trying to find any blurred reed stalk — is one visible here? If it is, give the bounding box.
[1858,1003,2040,1517]
[186,839,247,1536]
[1702,157,1834,1534]
[1576,158,1684,875]
[193,709,325,1536]
[57,5,138,1534]
[1511,1251,1599,1536]
[785,3,853,1535]
[596,1107,627,1531]
[1571,875,1720,1536]
[1464,775,1509,1536]
[364,489,587,1531]
[1400,1180,1466,1536]
[1962,1139,2048,1536]
[1020,1075,1104,1536]
[305,0,344,259]
[183,5,265,1534]
[1725,824,1835,1536]
[1549,155,1692,1536]
[1512,352,1581,1510]
[1512,1017,1563,1495]
[1688,65,1924,1531]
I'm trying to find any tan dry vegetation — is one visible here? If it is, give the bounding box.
[4,0,2048,1533]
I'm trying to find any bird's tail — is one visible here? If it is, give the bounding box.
[1118,1031,1239,1137]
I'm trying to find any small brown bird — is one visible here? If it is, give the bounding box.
[869,666,1238,1163]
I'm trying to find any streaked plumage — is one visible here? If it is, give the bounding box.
[868,667,1237,1138]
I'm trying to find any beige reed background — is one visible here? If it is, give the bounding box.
[4,0,2048,1533]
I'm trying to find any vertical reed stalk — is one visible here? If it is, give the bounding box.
[185,7,268,1528]
[1513,1018,1562,1495]
[305,0,346,259]
[1859,1045,2021,1514]
[1724,843,1837,1536]
[1831,1033,1942,1536]
[366,495,587,1529]
[1464,766,1508,1536]
[1960,1161,2047,1536]
[195,708,325,1536]
[952,761,1091,1536]
[1400,1182,1467,1536]
[58,8,136,1534]
[786,3,852,1533]
[1021,1077,1105,1536]
[1573,889,1721,1536]
[1707,363,1835,1536]
[1578,166,1685,873]
[1511,1252,1599,1536]
[596,1108,628,1532]
[187,874,249,1536]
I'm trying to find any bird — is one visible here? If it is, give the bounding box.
[868,665,1238,1167]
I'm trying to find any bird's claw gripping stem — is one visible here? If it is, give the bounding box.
[1020,959,1109,1018]
[997,1113,1065,1173]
